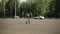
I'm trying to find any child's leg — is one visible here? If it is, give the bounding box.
[28,18,30,24]
[26,18,28,24]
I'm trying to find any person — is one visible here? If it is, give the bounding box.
[25,12,30,24]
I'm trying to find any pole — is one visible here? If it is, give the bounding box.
[19,3,20,17]
[15,0,16,19]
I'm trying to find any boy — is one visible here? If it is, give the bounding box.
[26,12,30,24]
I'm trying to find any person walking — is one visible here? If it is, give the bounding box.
[25,12,30,24]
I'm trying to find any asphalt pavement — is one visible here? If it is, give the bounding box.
[0,18,60,34]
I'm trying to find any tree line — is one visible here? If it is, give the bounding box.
[0,0,59,18]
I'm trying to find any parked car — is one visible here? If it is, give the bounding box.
[15,16,20,18]
[34,16,44,19]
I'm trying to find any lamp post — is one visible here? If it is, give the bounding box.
[15,0,16,19]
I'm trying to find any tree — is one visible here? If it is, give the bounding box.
[34,0,46,16]
[46,0,56,18]
[55,0,60,18]
[5,0,18,17]
[2,0,7,17]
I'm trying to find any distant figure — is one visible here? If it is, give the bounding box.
[25,12,30,24]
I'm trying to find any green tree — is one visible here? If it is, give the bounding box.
[46,0,56,18]
[2,0,7,17]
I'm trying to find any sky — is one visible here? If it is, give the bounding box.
[18,0,27,3]
[0,0,27,3]
[0,0,2,3]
